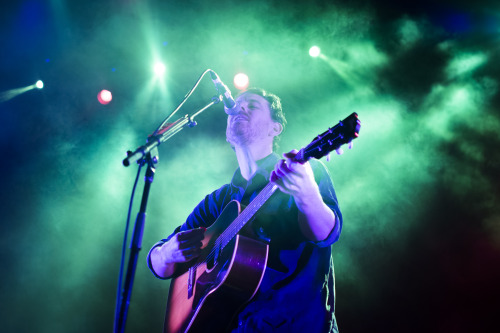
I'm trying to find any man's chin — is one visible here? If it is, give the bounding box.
[226,134,252,148]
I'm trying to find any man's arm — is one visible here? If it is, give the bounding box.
[295,184,336,242]
[271,150,337,242]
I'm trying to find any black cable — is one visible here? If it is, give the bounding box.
[114,162,143,333]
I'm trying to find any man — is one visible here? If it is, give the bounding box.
[148,88,342,332]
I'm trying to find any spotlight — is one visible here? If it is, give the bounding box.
[36,80,44,89]
[153,62,166,76]
[98,89,112,105]
[309,46,321,58]
[233,73,249,90]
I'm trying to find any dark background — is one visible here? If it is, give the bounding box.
[1,0,499,332]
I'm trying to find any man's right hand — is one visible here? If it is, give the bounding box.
[157,227,206,264]
[150,227,206,279]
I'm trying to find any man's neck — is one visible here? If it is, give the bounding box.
[233,142,273,181]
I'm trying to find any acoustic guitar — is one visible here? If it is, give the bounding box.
[164,112,361,333]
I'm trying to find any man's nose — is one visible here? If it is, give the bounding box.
[237,103,248,114]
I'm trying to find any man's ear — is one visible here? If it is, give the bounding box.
[270,122,283,137]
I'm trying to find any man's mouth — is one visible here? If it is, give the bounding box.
[232,115,249,122]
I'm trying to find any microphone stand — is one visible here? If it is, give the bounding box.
[115,95,221,333]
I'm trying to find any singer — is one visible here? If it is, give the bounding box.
[148,88,343,332]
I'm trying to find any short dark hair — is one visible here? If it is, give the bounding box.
[237,88,287,150]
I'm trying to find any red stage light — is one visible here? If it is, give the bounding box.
[98,90,112,105]
[233,73,249,91]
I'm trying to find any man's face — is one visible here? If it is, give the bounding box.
[226,92,278,148]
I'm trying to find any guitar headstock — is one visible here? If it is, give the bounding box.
[295,112,360,163]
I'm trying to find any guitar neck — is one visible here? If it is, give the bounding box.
[216,182,279,250]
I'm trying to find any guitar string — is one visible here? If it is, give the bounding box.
[192,184,263,270]
[218,182,277,248]
[192,182,277,271]
[213,182,274,256]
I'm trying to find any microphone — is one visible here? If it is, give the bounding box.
[209,71,238,115]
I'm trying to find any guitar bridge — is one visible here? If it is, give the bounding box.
[187,266,195,298]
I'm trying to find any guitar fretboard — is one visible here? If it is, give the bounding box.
[217,182,278,250]
[199,181,279,268]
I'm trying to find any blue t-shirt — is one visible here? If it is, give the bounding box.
[148,153,342,332]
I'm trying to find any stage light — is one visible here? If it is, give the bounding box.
[309,46,321,57]
[153,62,166,76]
[1,81,45,103]
[98,89,112,105]
[233,73,249,90]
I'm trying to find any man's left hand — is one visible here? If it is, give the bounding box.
[270,149,321,204]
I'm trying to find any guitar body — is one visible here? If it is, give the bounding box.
[164,200,269,333]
